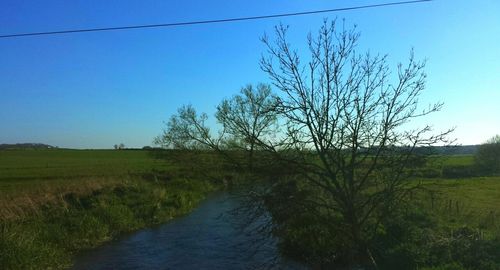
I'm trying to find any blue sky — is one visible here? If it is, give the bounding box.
[0,0,499,149]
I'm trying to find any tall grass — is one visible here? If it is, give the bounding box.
[0,177,216,269]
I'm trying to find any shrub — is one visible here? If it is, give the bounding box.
[474,135,500,175]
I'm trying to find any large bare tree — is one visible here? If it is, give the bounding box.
[258,19,453,266]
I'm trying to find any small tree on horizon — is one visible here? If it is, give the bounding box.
[114,143,125,150]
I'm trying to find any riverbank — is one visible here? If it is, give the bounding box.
[72,191,305,269]
[0,176,217,269]
[0,149,219,269]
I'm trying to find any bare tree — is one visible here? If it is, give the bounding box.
[258,19,453,266]
[154,104,242,178]
[154,105,220,150]
[156,85,279,173]
[216,84,278,170]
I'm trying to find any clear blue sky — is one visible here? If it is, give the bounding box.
[1,0,499,149]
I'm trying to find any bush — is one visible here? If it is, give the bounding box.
[475,135,500,175]
[374,208,500,270]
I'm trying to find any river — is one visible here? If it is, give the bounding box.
[72,191,305,269]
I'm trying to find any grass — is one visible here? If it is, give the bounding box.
[436,155,475,167]
[0,149,219,269]
[416,177,500,237]
[0,149,173,220]
[0,149,169,182]
[420,177,500,213]
[0,150,497,269]
[0,178,216,269]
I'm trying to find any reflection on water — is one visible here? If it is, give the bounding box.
[72,192,305,269]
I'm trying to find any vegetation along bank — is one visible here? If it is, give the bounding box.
[0,149,219,269]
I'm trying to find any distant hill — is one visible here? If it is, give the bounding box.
[0,143,57,150]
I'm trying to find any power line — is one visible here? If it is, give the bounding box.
[0,0,432,39]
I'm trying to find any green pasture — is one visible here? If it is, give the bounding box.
[0,149,170,193]
[0,149,216,269]
[0,150,498,269]
[0,149,167,180]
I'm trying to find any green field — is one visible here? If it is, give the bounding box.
[417,177,500,235]
[0,150,497,221]
[0,149,498,269]
[0,149,174,220]
[0,149,217,269]
[0,149,167,183]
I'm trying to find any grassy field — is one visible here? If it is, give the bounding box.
[421,177,500,213]
[417,177,500,236]
[0,149,169,183]
[0,149,218,269]
[0,149,174,220]
[0,150,495,223]
[417,155,499,232]
[433,154,475,166]
[0,150,498,269]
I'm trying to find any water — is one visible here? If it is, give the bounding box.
[72,192,305,269]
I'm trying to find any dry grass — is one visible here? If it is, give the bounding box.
[0,176,132,220]
[0,149,167,220]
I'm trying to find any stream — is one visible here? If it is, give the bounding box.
[72,191,305,269]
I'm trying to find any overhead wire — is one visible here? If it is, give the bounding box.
[0,0,432,39]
